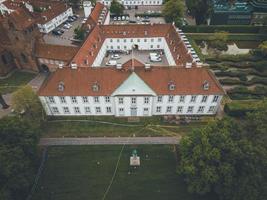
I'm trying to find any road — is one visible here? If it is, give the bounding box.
[40,137,181,146]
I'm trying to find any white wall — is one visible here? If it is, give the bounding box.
[40,94,223,117]
[37,7,73,33]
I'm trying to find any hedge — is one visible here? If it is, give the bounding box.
[182,25,265,33]
[227,86,267,100]
[224,100,259,117]
[187,33,267,41]
[220,77,267,86]
[135,13,162,17]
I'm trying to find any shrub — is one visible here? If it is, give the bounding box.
[182,25,261,33]
[224,100,259,117]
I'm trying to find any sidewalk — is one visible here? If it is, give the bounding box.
[40,136,181,146]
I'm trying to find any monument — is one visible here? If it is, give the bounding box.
[130,149,140,166]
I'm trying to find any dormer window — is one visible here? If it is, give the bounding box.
[168,82,176,91]
[92,82,100,92]
[58,81,65,92]
[203,81,210,90]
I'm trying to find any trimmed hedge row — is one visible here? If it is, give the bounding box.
[224,100,259,117]
[182,25,263,33]
[135,13,162,17]
[227,86,267,100]
[220,77,267,86]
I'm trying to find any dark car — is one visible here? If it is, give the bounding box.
[129,20,137,23]
[67,16,75,22]
[52,29,61,36]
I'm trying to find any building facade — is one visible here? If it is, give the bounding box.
[100,0,163,6]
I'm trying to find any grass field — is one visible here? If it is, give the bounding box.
[41,120,208,137]
[0,70,36,94]
[32,145,214,200]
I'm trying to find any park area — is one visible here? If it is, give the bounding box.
[32,145,214,200]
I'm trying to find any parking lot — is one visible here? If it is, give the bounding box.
[110,5,165,25]
[100,49,169,67]
[43,10,84,46]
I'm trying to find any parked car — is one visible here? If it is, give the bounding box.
[150,56,162,62]
[63,24,71,29]
[68,16,75,22]
[52,29,63,36]
[71,15,78,20]
[111,54,120,60]
[113,16,117,21]
[129,20,137,23]
[106,60,117,66]
[142,19,150,23]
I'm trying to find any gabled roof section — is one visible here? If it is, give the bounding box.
[112,72,156,96]
[122,58,145,69]
[35,43,79,62]
[8,7,35,30]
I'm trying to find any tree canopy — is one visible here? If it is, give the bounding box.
[110,0,124,15]
[208,31,229,52]
[178,100,267,200]
[0,116,40,200]
[259,41,267,57]
[162,0,184,26]
[185,0,211,25]
[12,85,43,126]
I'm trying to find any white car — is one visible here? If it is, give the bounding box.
[63,24,71,29]
[150,56,162,62]
[111,54,120,59]
[106,60,117,66]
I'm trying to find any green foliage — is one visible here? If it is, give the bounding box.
[12,85,43,126]
[208,31,229,52]
[0,116,40,200]
[135,13,162,17]
[110,0,124,15]
[182,25,262,33]
[259,41,267,57]
[33,6,42,13]
[74,26,85,40]
[178,115,267,200]
[185,0,211,25]
[224,100,259,117]
[162,0,184,26]
[227,86,267,100]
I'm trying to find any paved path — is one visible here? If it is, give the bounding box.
[40,137,181,146]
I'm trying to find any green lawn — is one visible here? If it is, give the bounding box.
[0,70,36,94]
[41,120,208,137]
[32,145,214,200]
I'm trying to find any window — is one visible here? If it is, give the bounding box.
[144,97,149,104]
[105,96,110,103]
[131,97,136,104]
[119,108,124,115]
[168,95,174,103]
[71,96,77,103]
[144,39,147,42]
[52,107,59,114]
[187,106,194,113]
[198,106,205,113]
[117,39,120,42]
[106,107,112,113]
[85,107,91,113]
[157,45,160,48]
[83,96,89,103]
[95,107,101,113]
[179,96,185,103]
[202,95,208,103]
[48,96,55,103]
[63,106,69,114]
[156,106,161,113]
[157,96,162,103]
[119,97,123,104]
[208,106,216,113]
[94,96,99,103]
[143,108,149,115]
[137,39,140,42]
[74,107,80,114]
[190,95,197,103]
[124,39,126,43]
[177,106,183,113]
[151,38,154,42]
[166,106,172,113]
[59,96,66,103]
[213,95,219,103]
[158,38,162,42]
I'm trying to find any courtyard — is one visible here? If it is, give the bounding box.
[101,49,169,67]
[32,145,214,200]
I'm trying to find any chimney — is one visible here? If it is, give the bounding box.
[58,63,64,69]
[145,63,151,70]
[116,63,122,70]
[186,62,192,68]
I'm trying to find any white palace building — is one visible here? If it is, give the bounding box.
[38,23,224,117]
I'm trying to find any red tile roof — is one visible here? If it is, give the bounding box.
[122,58,144,69]
[8,7,35,30]
[35,43,79,61]
[71,24,194,68]
[38,67,224,96]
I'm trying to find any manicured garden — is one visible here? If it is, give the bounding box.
[0,70,36,94]
[32,145,213,200]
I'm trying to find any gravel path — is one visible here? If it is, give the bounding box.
[40,137,181,146]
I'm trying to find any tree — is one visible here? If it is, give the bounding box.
[0,116,40,200]
[208,31,229,54]
[110,0,124,15]
[74,26,86,40]
[11,85,43,125]
[185,0,212,25]
[258,41,267,57]
[178,117,267,200]
[162,0,184,26]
